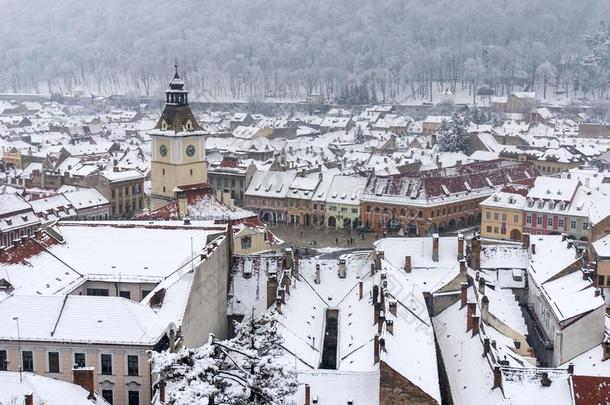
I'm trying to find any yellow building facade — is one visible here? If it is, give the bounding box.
[480,192,526,241]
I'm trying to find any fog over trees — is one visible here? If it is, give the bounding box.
[0,0,609,102]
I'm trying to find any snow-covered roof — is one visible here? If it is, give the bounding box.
[0,371,110,405]
[593,233,610,257]
[433,298,509,405]
[527,235,579,286]
[375,236,462,293]
[100,168,145,182]
[501,368,571,404]
[62,188,109,210]
[0,294,170,345]
[245,171,297,198]
[276,253,441,403]
[325,175,367,205]
[0,222,224,296]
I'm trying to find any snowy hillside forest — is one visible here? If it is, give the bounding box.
[1,0,609,102]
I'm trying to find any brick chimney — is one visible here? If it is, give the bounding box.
[388,301,397,316]
[483,337,490,357]
[432,234,439,262]
[373,334,380,364]
[493,366,502,389]
[314,263,321,284]
[375,250,385,270]
[602,340,610,362]
[304,384,311,405]
[472,315,480,336]
[478,277,486,295]
[457,234,464,260]
[460,282,468,308]
[276,297,282,314]
[73,367,95,400]
[24,393,33,405]
[531,243,536,255]
[386,319,394,335]
[266,273,278,309]
[567,363,574,375]
[466,302,476,332]
[358,280,364,300]
[159,381,166,403]
[459,259,466,274]
[378,311,385,334]
[470,237,481,270]
[404,256,411,273]
[481,295,489,319]
[522,233,530,249]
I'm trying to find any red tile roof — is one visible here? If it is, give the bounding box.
[572,375,610,405]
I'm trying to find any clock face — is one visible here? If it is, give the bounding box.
[159,144,168,157]
[186,144,196,157]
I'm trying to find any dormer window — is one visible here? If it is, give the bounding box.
[559,202,565,211]
[527,198,534,208]
[537,201,544,209]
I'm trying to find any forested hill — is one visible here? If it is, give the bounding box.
[0,0,609,102]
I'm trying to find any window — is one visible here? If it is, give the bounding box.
[119,291,131,300]
[162,169,165,175]
[558,219,564,228]
[486,226,492,233]
[190,169,193,176]
[501,213,507,222]
[547,217,553,227]
[101,354,112,375]
[86,288,109,296]
[141,290,151,300]
[241,236,252,249]
[127,355,139,376]
[514,215,519,223]
[313,204,317,210]
[23,351,33,372]
[351,208,358,214]
[128,391,140,405]
[48,352,60,373]
[74,353,86,368]
[102,390,113,405]
[493,227,499,234]
[486,211,491,220]
[598,275,605,286]
[0,350,6,371]
[514,341,521,350]
[583,222,589,230]
[526,215,532,224]
[536,217,543,226]
[493,212,499,221]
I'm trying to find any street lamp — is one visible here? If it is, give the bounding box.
[13,316,21,382]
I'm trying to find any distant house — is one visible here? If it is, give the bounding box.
[422,116,449,136]
[319,116,354,133]
[506,92,539,114]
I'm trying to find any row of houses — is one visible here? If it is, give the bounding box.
[480,168,610,243]
[243,159,539,235]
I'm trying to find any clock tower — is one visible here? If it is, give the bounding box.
[149,64,207,203]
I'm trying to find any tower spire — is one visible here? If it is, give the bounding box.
[174,59,179,79]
